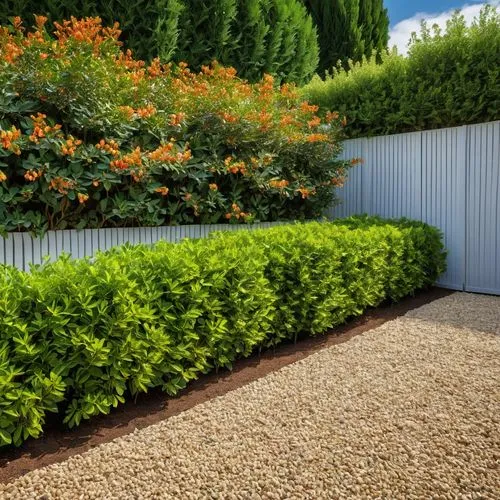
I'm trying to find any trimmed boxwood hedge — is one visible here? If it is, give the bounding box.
[0,217,446,447]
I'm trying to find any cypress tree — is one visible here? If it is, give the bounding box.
[359,0,389,58]
[302,0,389,74]
[1,0,319,83]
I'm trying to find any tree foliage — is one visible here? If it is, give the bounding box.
[302,0,389,74]
[302,6,500,138]
[0,0,319,83]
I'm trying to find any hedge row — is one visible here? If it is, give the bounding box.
[0,217,446,447]
[302,6,500,138]
[0,1,319,84]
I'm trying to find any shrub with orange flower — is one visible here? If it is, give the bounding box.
[0,16,351,234]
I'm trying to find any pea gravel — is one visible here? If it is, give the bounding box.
[1,292,499,500]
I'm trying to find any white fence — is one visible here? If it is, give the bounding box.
[329,121,500,295]
[0,222,287,272]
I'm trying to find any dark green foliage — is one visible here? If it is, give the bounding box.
[0,217,446,447]
[358,0,389,59]
[0,0,319,83]
[302,6,500,137]
[302,0,389,74]
[2,0,184,62]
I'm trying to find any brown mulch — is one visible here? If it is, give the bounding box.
[0,287,452,484]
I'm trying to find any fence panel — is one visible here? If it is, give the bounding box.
[330,121,500,295]
[0,222,287,272]
[421,126,467,290]
[466,121,500,294]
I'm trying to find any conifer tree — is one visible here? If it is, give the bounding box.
[1,0,319,84]
[302,0,389,74]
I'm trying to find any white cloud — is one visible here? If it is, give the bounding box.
[389,1,499,55]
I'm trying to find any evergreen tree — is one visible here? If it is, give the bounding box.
[303,0,389,74]
[1,0,319,84]
[359,0,389,58]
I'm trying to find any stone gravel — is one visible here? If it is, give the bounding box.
[1,292,499,499]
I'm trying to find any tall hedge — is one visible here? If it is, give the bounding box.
[302,6,500,138]
[302,0,389,74]
[0,217,447,447]
[0,0,319,83]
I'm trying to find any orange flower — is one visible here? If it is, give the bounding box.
[61,136,82,156]
[49,177,75,195]
[109,159,129,170]
[306,134,329,143]
[227,161,246,175]
[154,186,169,196]
[341,116,348,127]
[0,126,21,151]
[34,15,48,29]
[280,83,298,99]
[300,102,319,114]
[39,53,49,60]
[28,113,62,143]
[24,169,42,182]
[147,58,163,78]
[77,193,89,204]
[54,17,121,52]
[169,112,186,126]
[330,177,345,187]
[2,38,24,64]
[225,213,232,220]
[0,171,7,182]
[325,111,339,123]
[307,116,321,128]
[297,186,315,199]
[350,157,363,166]
[269,179,289,189]
[96,138,120,156]
[148,143,191,164]
[136,104,157,119]
[220,112,238,123]
[12,17,23,31]
[184,193,192,201]
[209,183,218,191]
[110,147,142,171]
[280,115,295,126]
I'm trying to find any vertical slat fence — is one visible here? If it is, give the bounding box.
[331,121,500,294]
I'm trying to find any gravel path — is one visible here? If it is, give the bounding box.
[1,292,499,499]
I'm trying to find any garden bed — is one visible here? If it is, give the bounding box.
[0,286,451,484]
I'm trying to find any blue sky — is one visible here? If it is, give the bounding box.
[385,0,488,25]
[386,1,499,54]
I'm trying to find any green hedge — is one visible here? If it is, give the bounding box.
[302,6,500,138]
[0,1,319,84]
[0,217,446,447]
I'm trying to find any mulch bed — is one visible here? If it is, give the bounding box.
[0,286,452,484]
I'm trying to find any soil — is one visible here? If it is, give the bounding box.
[0,286,452,485]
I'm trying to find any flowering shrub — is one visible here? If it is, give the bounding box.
[0,17,349,235]
[0,217,446,447]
